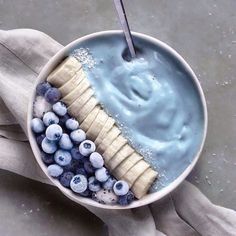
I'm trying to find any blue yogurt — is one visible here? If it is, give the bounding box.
[71,34,205,191]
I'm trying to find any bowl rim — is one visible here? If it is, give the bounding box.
[27,30,208,209]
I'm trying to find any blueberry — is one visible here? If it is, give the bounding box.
[71,147,84,160]
[95,167,110,182]
[47,164,63,177]
[36,82,51,96]
[64,159,80,173]
[89,152,104,169]
[60,171,74,187]
[52,102,67,116]
[84,161,95,176]
[45,124,63,141]
[76,168,87,177]
[88,176,101,192]
[44,87,61,104]
[43,112,59,126]
[31,118,45,133]
[103,177,117,190]
[59,133,73,150]
[70,129,86,144]
[113,180,129,196]
[70,174,88,193]
[41,137,57,154]
[65,118,79,130]
[54,149,72,166]
[36,134,46,146]
[117,191,135,206]
[79,140,96,156]
[59,114,71,127]
[41,151,54,165]
[79,189,92,197]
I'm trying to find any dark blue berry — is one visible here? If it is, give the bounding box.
[36,82,51,96]
[41,152,54,165]
[76,168,87,177]
[117,191,135,206]
[60,172,74,187]
[36,134,46,146]
[83,161,95,176]
[63,159,80,173]
[71,147,84,161]
[79,189,92,197]
[45,87,61,104]
[59,113,71,126]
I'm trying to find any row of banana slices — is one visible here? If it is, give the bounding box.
[47,57,158,199]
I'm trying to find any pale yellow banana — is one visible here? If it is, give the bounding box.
[122,160,150,187]
[80,106,100,132]
[107,144,134,171]
[132,168,158,199]
[97,126,121,155]
[47,57,81,87]
[94,117,115,146]
[76,96,98,123]
[59,69,85,97]
[62,78,91,105]
[113,152,143,179]
[103,135,127,164]
[86,110,109,141]
[68,88,94,117]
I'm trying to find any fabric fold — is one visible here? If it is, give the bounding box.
[172,181,236,236]
[150,195,200,236]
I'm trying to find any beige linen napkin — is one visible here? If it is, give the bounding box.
[0,29,235,236]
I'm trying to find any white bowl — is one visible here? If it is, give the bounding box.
[27,30,208,209]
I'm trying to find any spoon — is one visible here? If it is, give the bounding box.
[113,0,136,58]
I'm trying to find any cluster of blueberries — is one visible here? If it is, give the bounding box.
[31,82,135,206]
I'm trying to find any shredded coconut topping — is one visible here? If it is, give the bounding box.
[72,48,96,69]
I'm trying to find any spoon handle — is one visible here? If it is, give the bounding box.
[113,0,136,58]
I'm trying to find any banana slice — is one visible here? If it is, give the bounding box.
[86,110,109,141]
[113,152,143,179]
[97,126,121,155]
[94,117,115,146]
[80,106,100,132]
[62,78,91,105]
[76,96,98,123]
[59,69,85,97]
[122,160,150,187]
[68,88,94,117]
[103,135,127,164]
[107,144,134,171]
[47,57,81,87]
[132,168,158,199]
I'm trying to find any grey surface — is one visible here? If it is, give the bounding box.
[0,170,104,236]
[0,0,236,235]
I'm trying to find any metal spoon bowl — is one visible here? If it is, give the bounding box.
[113,0,136,59]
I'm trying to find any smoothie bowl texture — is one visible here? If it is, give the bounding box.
[27,31,207,209]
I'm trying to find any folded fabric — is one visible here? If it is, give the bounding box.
[0,29,235,236]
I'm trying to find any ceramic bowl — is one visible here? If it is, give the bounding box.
[27,30,208,209]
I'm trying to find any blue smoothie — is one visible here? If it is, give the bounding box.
[70,33,205,191]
